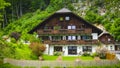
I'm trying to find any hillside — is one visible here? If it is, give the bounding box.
[0,0,120,40]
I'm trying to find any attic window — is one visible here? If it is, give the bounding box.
[65,16,70,21]
[60,17,64,21]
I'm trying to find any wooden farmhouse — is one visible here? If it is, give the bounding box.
[29,8,118,56]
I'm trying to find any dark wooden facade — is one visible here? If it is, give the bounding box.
[98,32,115,44]
[29,8,103,45]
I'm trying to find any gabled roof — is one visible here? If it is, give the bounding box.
[98,31,111,37]
[56,8,72,13]
[29,8,103,34]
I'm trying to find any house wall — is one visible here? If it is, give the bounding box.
[44,44,49,54]
[49,45,54,55]
[107,44,115,51]
[46,45,98,56]
[98,34,115,44]
[91,33,98,40]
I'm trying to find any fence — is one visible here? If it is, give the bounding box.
[4,58,120,68]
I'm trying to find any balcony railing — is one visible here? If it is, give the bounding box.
[43,40,99,45]
[37,29,92,35]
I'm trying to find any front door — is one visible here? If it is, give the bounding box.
[68,46,77,55]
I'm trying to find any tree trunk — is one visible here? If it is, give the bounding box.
[16,3,19,19]
[4,10,8,26]
[20,0,23,17]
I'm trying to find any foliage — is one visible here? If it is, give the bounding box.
[10,32,21,41]
[0,63,21,68]
[53,52,62,56]
[0,39,35,60]
[91,52,99,58]
[96,47,108,59]
[82,52,91,56]
[0,0,10,28]
[30,42,46,57]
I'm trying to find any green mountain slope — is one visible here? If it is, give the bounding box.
[1,0,120,40]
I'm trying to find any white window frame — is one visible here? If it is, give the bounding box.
[65,16,70,21]
[68,36,76,40]
[67,25,76,29]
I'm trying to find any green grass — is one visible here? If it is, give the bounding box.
[42,55,93,61]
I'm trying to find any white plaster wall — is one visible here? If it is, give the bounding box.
[77,36,81,40]
[92,46,97,53]
[63,46,68,56]
[44,44,49,54]
[48,45,99,56]
[77,46,82,55]
[91,33,98,40]
[49,45,54,55]
[107,44,115,51]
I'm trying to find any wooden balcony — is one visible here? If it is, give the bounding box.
[43,40,99,45]
[37,29,92,35]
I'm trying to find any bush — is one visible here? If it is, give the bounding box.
[10,32,21,41]
[54,52,62,56]
[82,52,91,56]
[0,63,21,68]
[96,47,108,59]
[30,42,46,57]
[91,53,99,58]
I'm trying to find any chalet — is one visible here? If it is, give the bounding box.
[98,31,115,51]
[29,8,116,56]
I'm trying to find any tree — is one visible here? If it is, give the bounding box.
[0,0,10,29]
[111,18,120,41]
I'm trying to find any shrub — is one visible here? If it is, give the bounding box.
[96,47,108,59]
[54,52,62,56]
[0,63,21,68]
[10,32,21,41]
[82,52,91,56]
[30,42,46,57]
[91,53,99,58]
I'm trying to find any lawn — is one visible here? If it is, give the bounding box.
[42,55,93,61]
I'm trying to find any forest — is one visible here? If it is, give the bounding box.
[0,0,120,60]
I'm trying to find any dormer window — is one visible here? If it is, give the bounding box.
[65,16,70,21]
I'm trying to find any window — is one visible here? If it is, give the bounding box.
[68,36,76,40]
[54,26,61,30]
[81,35,91,40]
[54,46,62,52]
[110,46,113,50]
[67,25,76,29]
[65,16,70,21]
[52,36,61,41]
[59,17,64,21]
[68,46,77,55]
[83,46,92,52]
[108,38,111,42]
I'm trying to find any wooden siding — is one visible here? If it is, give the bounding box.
[38,13,93,30]
[99,34,115,44]
[43,40,99,45]
[37,29,92,35]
